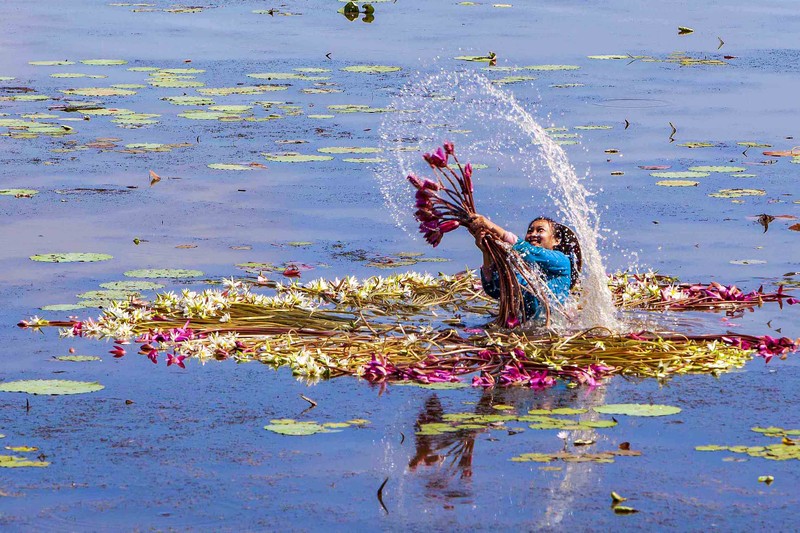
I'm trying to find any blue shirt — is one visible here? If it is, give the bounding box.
[480,238,572,320]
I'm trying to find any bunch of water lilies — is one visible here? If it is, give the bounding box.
[608,271,798,313]
[21,270,797,389]
[409,141,553,328]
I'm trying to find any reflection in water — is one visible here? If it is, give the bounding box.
[403,385,609,526]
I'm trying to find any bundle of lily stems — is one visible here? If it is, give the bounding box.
[409,141,552,327]
[21,271,797,389]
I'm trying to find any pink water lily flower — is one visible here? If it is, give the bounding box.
[167,353,186,368]
[109,345,126,358]
[423,147,448,168]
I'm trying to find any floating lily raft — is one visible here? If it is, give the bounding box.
[20,270,797,389]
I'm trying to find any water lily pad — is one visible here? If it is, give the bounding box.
[593,404,681,416]
[149,79,204,88]
[265,422,331,436]
[0,455,49,468]
[50,73,107,78]
[123,268,204,278]
[574,125,613,130]
[30,253,112,263]
[5,446,38,452]
[317,146,381,154]
[0,379,104,395]
[493,75,537,84]
[651,171,710,179]
[262,152,333,163]
[656,180,699,187]
[54,355,101,362]
[162,96,215,105]
[30,60,76,66]
[308,114,335,119]
[208,163,253,171]
[688,166,746,173]
[678,141,717,148]
[61,87,136,97]
[40,304,85,312]
[0,189,38,196]
[341,65,401,74]
[708,188,766,198]
[524,64,580,71]
[81,59,128,66]
[76,289,133,300]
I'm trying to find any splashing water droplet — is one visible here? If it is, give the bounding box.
[376,70,620,330]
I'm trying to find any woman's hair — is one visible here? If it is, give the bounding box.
[530,217,583,289]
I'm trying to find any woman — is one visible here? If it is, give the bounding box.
[467,215,582,321]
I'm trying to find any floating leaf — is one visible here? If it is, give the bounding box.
[687,166,746,173]
[0,379,104,395]
[656,180,699,187]
[678,26,694,34]
[678,141,717,148]
[207,163,253,171]
[708,188,766,198]
[593,404,681,417]
[262,152,333,163]
[574,125,613,130]
[162,95,215,106]
[0,189,39,196]
[0,455,49,468]
[61,87,136,96]
[341,65,401,74]
[5,446,38,452]
[650,171,709,179]
[54,355,101,362]
[123,268,203,278]
[30,60,75,66]
[40,304,85,312]
[588,55,630,60]
[317,146,381,154]
[30,253,112,263]
[50,73,106,79]
[81,59,127,66]
[613,506,639,514]
[758,475,774,485]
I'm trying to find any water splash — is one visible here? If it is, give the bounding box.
[377,70,620,330]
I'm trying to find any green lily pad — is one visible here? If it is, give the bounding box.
[76,289,133,300]
[30,60,76,66]
[493,75,538,84]
[262,152,333,163]
[737,141,771,148]
[656,180,699,187]
[341,65,401,74]
[0,455,49,468]
[177,110,234,120]
[40,304,86,312]
[264,423,331,436]
[163,95,215,105]
[708,188,766,198]
[593,404,681,417]
[112,83,146,89]
[61,87,136,97]
[30,253,112,263]
[695,445,730,451]
[54,355,101,362]
[81,59,128,66]
[651,171,710,178]
[50,73,106,78]
[317,146,381,154]
[688,166,746,173]
[0,189,38,196]
[208,163,253,171]
[574,125,613,130]
[678,141,717,148]
[308,114,335,119]
[149,79,204,88]
[124,268,203,278]
[0,379,104,395]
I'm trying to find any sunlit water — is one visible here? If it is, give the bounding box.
[378,71,620,331]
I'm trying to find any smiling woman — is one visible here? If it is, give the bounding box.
[467,214,583,323]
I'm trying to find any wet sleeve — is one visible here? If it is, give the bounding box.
[480,267,501,299]
[511,239,571,276]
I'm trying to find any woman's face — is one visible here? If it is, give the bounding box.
[526,219,560,249]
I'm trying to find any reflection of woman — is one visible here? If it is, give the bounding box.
[467,215,583,321]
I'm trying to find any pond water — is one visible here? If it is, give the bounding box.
[1,0,798,530]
